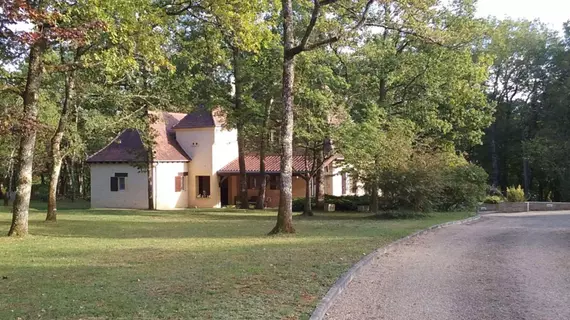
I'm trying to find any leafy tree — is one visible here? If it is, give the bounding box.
[338,108,415,214]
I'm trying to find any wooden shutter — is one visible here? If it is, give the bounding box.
[175,176,182,192]
[110,177,118,192]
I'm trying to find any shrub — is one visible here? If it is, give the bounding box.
[483,195,504,204]
[324,195,370,211]
[506,185,526,202]
[292,197,313,212]
[378,152,487,212]
[439,163,488,211]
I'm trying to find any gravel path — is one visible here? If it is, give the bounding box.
[325,211,570,320]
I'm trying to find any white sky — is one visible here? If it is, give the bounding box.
[476,0,569,32]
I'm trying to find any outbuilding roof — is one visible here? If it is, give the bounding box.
[87,111,193,163]
[217,154,340,174]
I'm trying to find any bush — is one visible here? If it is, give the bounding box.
[483,195,504,204]
[377,152,488,212]
[324,195,370,211]
[506,185,526,202]
[439,163,488,211]
[292,197,313,212]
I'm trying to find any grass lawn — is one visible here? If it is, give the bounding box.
[0,202,473,320]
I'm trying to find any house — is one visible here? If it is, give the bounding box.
[86,109,364,209]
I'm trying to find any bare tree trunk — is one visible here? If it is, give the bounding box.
[489,122,500,190]
[303,176,313,216]
[270,0,295,234]
[237,126,249,209]
[256,134,267,209]
[78,161,84,198]
[370,181,379,215]
[315,153,325,210]
[47,68,75,221]
[231,47,249,210]
[256,98,273,210]
[8,36,47,236]
[68,158,76,202]
[4,148,15,206]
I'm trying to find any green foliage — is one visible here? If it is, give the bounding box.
[506,185,526,202]
[323,195,371,212]
[379,152,487,212]
[292,197,313,212]
[483,195,504,204]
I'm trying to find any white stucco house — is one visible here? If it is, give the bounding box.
[86,108,364,209]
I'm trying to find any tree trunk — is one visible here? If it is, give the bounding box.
[68,158,76,202]
[303,176,313,216]
[489,122,500,190]
[370,181,379,215]
[8,36,47,236]
[256,98,273,210]
[315,154,325,210]
[78,161,84,198]
[46,68,75,221]
[231,47,249,210]
[237,125,249,209]
[4,148,15,206]
[256,133,267,209]
[270,0,295,234]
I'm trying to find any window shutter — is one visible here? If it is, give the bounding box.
[110,177,118,192]
[175,176,182,192]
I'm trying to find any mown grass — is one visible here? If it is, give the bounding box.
[0,202,473,320]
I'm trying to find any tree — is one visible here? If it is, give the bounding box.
[338,109,414,214]
[44,0,172,220]
[270,0,374,234]
[470,19,560,197]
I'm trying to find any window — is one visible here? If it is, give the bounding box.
[196,176,211,198]
[110,173,128,192]
[269,175,279,190]
[175,172,188,192]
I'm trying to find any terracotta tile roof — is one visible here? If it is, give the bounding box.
[87,111,191,163]
[217,155,312,174]
[150,111,191,161]
[86,129,147,163]
[173,107,227,129]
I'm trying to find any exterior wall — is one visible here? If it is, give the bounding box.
[175,126,238,208]
[324,163,344,196]
[90,163,148,209]
[323,161,366,196]
[154,162,189,209]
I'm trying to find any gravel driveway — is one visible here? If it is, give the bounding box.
[325,211,570,320]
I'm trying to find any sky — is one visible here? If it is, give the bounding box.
[476,0,569,32]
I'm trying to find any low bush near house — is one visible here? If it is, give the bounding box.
[483,195,504,204]
[324,195,370,211]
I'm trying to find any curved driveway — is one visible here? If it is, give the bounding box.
[325,211,570,320]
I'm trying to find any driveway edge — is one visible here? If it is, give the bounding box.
[309,214,482,320]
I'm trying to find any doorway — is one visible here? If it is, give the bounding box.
[220,177,229,206]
